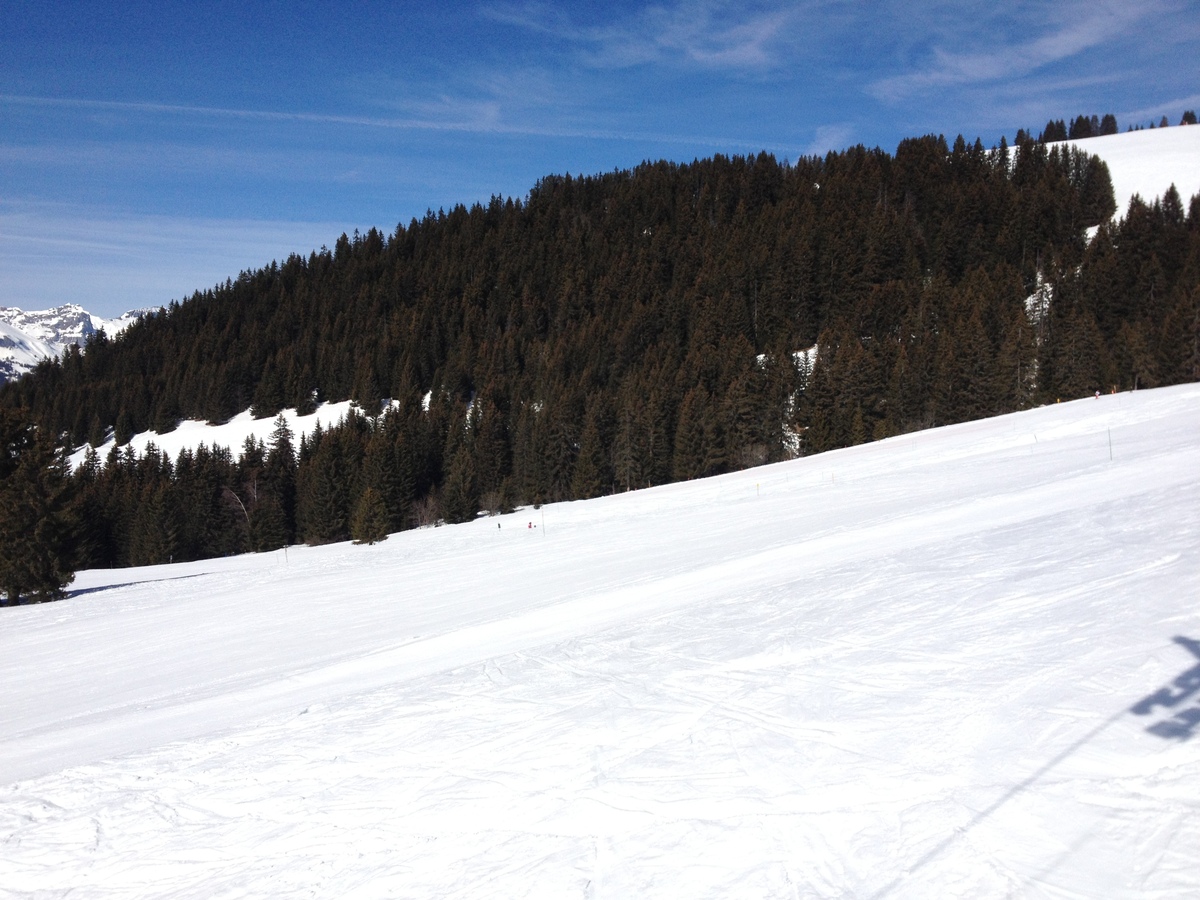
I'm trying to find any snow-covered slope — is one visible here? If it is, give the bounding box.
[1056,124,1200,215]
[0,304,146,382]
[70,400,366,466]
[3,385,1199,898]
[0,319,59,383]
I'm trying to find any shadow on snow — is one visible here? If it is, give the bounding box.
[1131,635,1200,741]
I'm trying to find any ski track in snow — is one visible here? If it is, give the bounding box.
[3,386,1200,898]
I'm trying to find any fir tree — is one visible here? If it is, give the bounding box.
[571,394,613,498]
[673,387,724,479]
[265,413,298,541]
[441,444,479,524]
[0,410,76,604]
[250,494,290,551]
[350,486,389,544]
[297,431,351,544]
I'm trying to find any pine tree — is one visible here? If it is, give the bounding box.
[1158,286,1200,383]
[1041,119,1068,142]
[6,132,1174,559]
[350,486,389,544]
[441,444,479,524]
[471,397,511,504]
[297,433,350,544]
[799,330,841,454]
[0,410,76,604]
[544,412,578,502]
[571,394,613,499]
[129,482,181,566]
[672,387,724,479]
[1114,320,1158,390]
[723,371,772,466]
[935,301,997,425]
[265,413,298,541]
[72,446,112,568]
[250,494,290,551]
[993,303,1037,411]
[250,359,284,419]
[363,423,412,532]
[1048,305,1109,398]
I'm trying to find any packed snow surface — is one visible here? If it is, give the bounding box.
[4,385,1200,898]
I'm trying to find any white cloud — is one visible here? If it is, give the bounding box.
[1119,93,1200,125]
[0,92,508,136]
[806,123,854,156]
[869,0,1171,101]
[483,0,806,72]
[1,89,752,149]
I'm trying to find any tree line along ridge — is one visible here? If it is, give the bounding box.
[2,131,1199,598]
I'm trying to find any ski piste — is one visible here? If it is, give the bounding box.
[2,383,1199,897]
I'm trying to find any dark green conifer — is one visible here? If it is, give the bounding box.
[350,486,389,545]
[265,413,298,540]
[250,494,290,551]
[297,434,351,545]
[0,410,76,604]
[571,395,613,499]
[673,387,724,479]
[441,445,479,524]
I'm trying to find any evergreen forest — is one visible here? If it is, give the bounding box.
[2,131,1199,586]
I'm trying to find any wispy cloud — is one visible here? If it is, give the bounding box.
[483,0,803,71]
[0,92,523,136]
[870,0,1171,101]
[806,124,854,156]
[1120,93,1200,125]
[374,67,564,133]
[0,91,767,151]
[0,201,348,315]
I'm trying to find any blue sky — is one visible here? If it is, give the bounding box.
[3,0,1198,318]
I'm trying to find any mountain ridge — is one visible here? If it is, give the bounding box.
[1,127,1195,395]
[0,304,148,383]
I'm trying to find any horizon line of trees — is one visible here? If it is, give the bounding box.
[2,135,1124,440]
[1024,109,1198,144]
[2,130,1199,597]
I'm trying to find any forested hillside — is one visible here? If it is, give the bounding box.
[2,133,1198,571]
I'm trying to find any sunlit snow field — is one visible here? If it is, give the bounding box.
[1059,125,1200,215]
[3,384,1199,897]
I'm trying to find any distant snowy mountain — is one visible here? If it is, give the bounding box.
[0,304,148,383]
[0,320,57,385]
